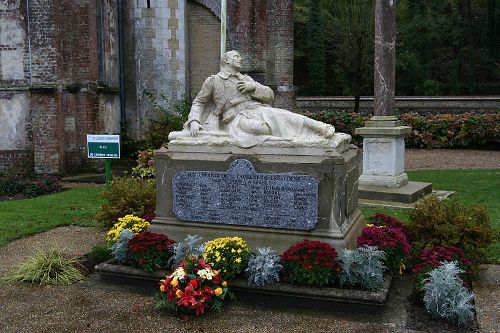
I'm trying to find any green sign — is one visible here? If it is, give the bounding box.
[87,135,120,159]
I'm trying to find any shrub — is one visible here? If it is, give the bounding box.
[96,177,156,230]
[408,196,493,264]
[142,95,190,149]
[106,214,150,242]
[281,240,342,287]
[422,261,475,325]
[22,176,63,198]
[131,149,156,179]
[302,110,499,149]
[401,112,499,148]
[203,237,251,280]
[0,174,62,198]
[339,246,386,291]
[87,244,113,263]
[155,257,230,319]
[411,245,473,290]
[246,247,283,287]
[0,175,26,196]
[168,234,206,269]
[357,225,411,273]
[128,231,175,272]
[111,228,135,264]
[1,250,85,285]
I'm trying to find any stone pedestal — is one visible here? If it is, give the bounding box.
[151,144,365,253]
[355,116,432,205]
[355,116,411,188]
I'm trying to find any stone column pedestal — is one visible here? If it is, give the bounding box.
[355,116,432,205]
[355,116,411,188]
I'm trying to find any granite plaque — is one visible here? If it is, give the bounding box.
[172,159,319,230]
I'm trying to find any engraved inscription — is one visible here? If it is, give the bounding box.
[172,160,318,230]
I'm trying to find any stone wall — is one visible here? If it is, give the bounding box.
[0,0,120,174]
[187,1,220,99]
[297,96,500,115]
[124,0,188,139]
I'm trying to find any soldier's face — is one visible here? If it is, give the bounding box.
[228,53,242,70]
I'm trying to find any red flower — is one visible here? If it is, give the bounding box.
[188,279,198,290]
[177,287,197,308]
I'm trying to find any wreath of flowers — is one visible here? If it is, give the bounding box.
[155,257,230,319]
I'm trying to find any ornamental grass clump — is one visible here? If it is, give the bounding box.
[339,246,386,291]
[357,224,411,273]
[408,196,493,266]
[246,247,283,287]
[128,231,175,272]
[168,234,206,269]
[281,240,342,287]
[155,257,230,319]
[1,249,85,285]
[203,236,251,280]
[422,261,475,326]
[106,214,150,242]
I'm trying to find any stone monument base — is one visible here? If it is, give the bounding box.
[358,181,432,204]
[151,142,365,253]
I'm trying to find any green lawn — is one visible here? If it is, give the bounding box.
[0,187,104,247]
[361,169,500,262]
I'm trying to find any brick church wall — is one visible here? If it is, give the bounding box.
[0,0,120,174]
[1,0,295,174]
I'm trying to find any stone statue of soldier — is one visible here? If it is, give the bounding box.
[169,50,342,149]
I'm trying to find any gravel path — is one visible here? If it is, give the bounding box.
[405,149,500,170]
[0,227,416,333]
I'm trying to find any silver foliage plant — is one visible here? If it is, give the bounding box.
[422,261,475,325]
[339,246,386,291]
[245,247,283,287]
[111,228,134,264]
[168,234,206,269]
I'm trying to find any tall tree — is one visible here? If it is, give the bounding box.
[323,0,374,112]
[306,0,326,95]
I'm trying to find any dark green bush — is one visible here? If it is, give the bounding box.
[87,244,113,263]
[143,93,190,149]
[96,177,156,230]
[0,175,62,198]
[0,176,25,196]
[408,196,493,265]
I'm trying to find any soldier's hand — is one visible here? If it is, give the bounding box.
[237,81,256,93]
[190,121,202,137]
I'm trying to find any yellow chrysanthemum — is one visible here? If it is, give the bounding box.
[105,214,150,242]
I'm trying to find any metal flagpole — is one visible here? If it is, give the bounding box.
[221,0,227,58]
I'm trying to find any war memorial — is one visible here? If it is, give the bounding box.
[150,50,363,253]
